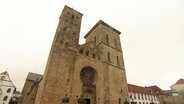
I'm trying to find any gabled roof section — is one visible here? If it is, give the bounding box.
[79,41,102,54]
[0,71,16,87]
[64,5,83,16]
[175,78,184,84]
[146,85,164,94]
[26,72,43,82]
[128,84,153,94]
[0,71,8,75]
[0,71,11,81]
[84,20,121,39]
[78,42,102,60]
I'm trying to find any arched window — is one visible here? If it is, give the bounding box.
[71,14,75,19]
[1,76,5,80]
[86,50,89,56]
[79,48,83,54]
[63,26,68,31]
[7,88,11,93]
[3,96,8,101]
[93,53,96,59]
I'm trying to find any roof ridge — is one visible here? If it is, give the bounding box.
[175,78,184,84]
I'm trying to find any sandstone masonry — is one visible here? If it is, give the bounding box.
[22,5,129,104]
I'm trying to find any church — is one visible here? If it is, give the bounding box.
[21,5,129,104]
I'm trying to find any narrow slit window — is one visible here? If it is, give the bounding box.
[79,48,83,54]
[106,35,109,45]
[94,36,96,44]
[71,14,75,19]
[107,52,111,62]
[114,39,117,48]
[93,53,96,59]
[86,50,89,56]
[117,56,120,66]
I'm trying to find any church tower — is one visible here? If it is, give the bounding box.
[34,6,83,104]
[84,20,128,104]
[34,5,128,104]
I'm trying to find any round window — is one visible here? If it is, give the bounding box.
[1,76,5,80]
[80,67,96,85]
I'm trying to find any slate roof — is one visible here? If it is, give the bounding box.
[26,72,43,82]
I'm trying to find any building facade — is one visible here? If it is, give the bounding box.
[164,78,184,104]
[21,72,42,104]
[19,5,129,104]
[128,84,160,104]
[0,71,16,104]
[170,78,184,94]
[148,84,184,104]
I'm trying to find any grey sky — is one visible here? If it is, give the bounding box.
[0,0,184,91]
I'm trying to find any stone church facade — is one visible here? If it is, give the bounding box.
[22,5,129,104]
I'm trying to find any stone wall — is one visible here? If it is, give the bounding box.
[21,80,39,104]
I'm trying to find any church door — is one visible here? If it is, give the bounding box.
[82,85,96,104]
[84,99,90,104]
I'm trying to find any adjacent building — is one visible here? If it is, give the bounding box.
[21,72,42,104]
[0,71,16,104]
[148,83,184,104]
[170,78,184,95]
[127,83,184,104]
[161,78,184,104]
[128,84,160,104]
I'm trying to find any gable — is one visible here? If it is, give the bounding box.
[175,78,184,84]
[84,20,121,39]
[78,42,102,60]
[0,71,15,87]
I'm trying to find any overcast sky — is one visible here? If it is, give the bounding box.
[0,0,184,91]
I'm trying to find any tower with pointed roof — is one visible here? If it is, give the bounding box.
[34,5,128,104]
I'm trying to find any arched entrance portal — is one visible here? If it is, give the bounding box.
[83,85,96,104]
[80,66,97,104]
